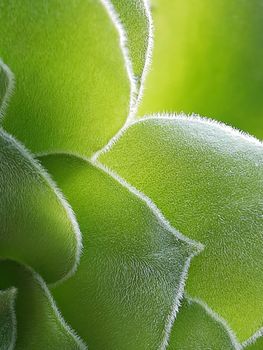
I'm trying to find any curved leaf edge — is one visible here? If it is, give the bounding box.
[97,112,263,346]
[0,59,15,123]
[97,113,263,161]
[100,0,137,119]
[170,294,263,350]
[0,1,153,165]
[94,160,203,350]
[184,294,242,350]
[0,262,88,349]
[0,128,83,286]
[99,0,153,121]
[134,0,153,117]
[31,266,87,349]
[242,328,263,349]
[38,150,203,350]
[91,0,153,162]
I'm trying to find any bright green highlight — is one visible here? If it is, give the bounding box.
[140,0,263,139]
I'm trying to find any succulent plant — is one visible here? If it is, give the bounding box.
[0,1,262,349]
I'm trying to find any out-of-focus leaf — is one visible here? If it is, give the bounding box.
[109,0,152,92]
[0,129,81,284]
[99,115,263,341]
[0,260,86,350]
[40,154,201,350]
[167,297,240,350]
[139,0,263,139]
[0,61,13,120]
[0,0,130,156]
[0,288,16,350]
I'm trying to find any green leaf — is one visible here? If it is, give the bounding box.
[0,0,130,157]
[167,297,240,350]
[107,0,152,96]
[0,288,16,350]
[139,0,263,139]
[244,336,263,350]
[0,260,86,349]
[99,115,263,341]
[0,60,14,120]
[0,129,81,284]
[40,153,201,350]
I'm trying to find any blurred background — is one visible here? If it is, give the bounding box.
[139,0,263,140]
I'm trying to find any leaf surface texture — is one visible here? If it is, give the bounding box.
[40,153,200,350]
[100,115,263,341]
[0,129,81,284]
[0,261,85,349]
[0,0,130,156]
[167,297,239,350]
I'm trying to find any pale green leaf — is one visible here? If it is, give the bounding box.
[99,115,263,341]
[139,0,263,139]
[0,0,130,156]
[0,60,14,121]
[0,129,81,284]
[0,288,16,350]
[0,260,86,349]
[167,297,240,350]
[40,153,201,350]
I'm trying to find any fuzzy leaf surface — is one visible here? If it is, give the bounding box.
[40,154,200,350]
[0,260,85,350]
[140,0,263,139]
[0,288,16,350]
[100,115,263,341]
[245,338,263,350]
[0,62,13,120]
[0,0,130,156]
[0,129,81,284]
[110,0,151,86]
[167,297,239,350]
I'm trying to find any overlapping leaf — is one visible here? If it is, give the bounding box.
[99,115,263,341]
[0,288,16,350]
[0,0,130,156]
[108,0,152,102]
[0,61,13,120]
[0,260,86,349]
[40,153,201,350]
[0,129,81,284]
[167,297,240,350]
[139,0,263,139]
[0,0,262,348]
[245,337,263,350]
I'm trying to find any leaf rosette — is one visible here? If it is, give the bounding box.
[0,1,262,349]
